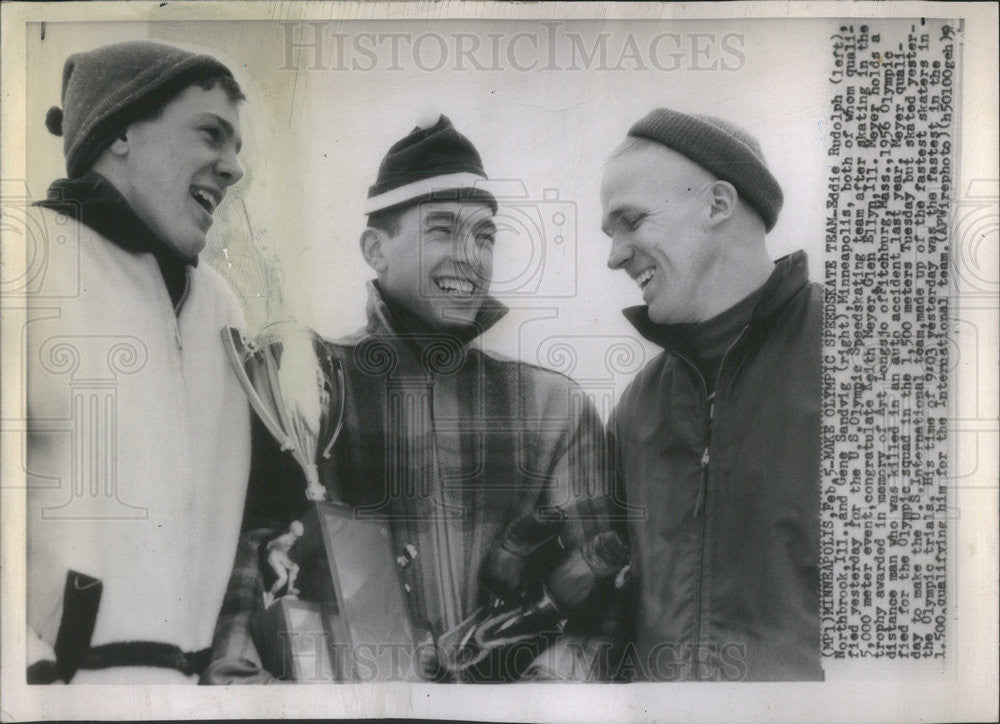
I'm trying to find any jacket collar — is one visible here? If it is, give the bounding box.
[363,280,508,347]
[36,171,196,314]
[36,171,198,267]
[623,250,812,350]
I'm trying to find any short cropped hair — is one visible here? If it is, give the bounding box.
[366,204,409,237]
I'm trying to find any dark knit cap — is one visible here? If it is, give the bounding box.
[627,108,783,231]
[45,41,238,179]
[365,114,497,215]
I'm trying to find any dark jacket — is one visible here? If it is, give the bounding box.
[610,251,823,681]
[206,282,615,682]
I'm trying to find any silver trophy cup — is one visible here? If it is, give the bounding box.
[222,322,345,502]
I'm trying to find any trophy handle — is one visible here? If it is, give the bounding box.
[222,326,294,449]
[321,362,346,460]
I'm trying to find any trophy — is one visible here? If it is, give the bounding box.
[222,322,344,502]
[222,323,417,682]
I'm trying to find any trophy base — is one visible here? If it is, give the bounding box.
[254,597,335,682]
[255,502,419,682]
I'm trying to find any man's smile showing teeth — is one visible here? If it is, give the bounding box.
[434,276,476,296]
[190,187,219,214]
[635,268,655,289]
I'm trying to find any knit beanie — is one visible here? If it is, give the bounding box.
[365,114,497,215]
[627,108,783,231]
[45,41,238,179]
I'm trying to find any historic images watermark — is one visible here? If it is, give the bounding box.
[262,633,750,683]
[279,22,746,73]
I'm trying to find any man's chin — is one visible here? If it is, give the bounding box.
[162,232,207,261]
[646,304,676,326]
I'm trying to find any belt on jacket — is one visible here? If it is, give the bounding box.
[26,570,211,683]
[79,641,211,676]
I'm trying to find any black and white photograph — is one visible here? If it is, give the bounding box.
[0,1,996,721]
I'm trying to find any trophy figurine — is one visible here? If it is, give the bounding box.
[222,323,417,682]
[262,519,305,609]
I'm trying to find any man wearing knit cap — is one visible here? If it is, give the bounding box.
[205,115,624,683]
[26,41,251,683]
[601,108,822,681]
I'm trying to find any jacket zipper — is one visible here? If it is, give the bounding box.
[426,371,462,635]
[168,271,191,353]
[173,271,190,317]
[694,396,715,517]
[673,324,749,680]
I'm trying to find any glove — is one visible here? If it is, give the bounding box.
[481,507,566,601]
[544,530,628,613]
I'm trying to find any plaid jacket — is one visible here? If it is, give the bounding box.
[206,282,618,682]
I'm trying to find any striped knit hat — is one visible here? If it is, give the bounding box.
[627,108,783,231]
[365,114,497,215]
[45,41,239,179]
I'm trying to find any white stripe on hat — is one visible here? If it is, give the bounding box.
[364,172,488,215]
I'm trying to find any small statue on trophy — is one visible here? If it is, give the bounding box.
[263,519,305,609]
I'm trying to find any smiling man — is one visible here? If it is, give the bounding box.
[601,108,823,681]
[26,41,251,683]
[363,202,497,330]
[205,115,621,683]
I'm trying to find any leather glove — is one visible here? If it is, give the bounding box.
[481,507,566,602]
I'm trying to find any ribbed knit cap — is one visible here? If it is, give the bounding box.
[627,108,783,231]
[365,114,497,215]
[45,41,238,179]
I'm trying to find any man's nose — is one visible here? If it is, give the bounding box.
[216,148,245,187]
[607,235,632,270]
[455,228,492,281]
[455,227,482,262]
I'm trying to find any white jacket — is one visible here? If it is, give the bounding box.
[26,208,251,681]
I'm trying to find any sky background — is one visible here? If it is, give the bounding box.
[28,19,832,414]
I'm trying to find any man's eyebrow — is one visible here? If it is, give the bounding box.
[473,218,497,234]
[601,206,630,236]
[601,204,648,236]
[424,211,457,226]
[201,113,242,153]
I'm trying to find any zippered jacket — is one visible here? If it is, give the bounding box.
[206,281,615,682]
[610,251,823,681]
[26,206,251,682]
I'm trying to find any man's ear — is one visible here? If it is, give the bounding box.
[360,227,389,273]
[705,180,737,226]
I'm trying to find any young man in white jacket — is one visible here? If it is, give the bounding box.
[26,40,252,683]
